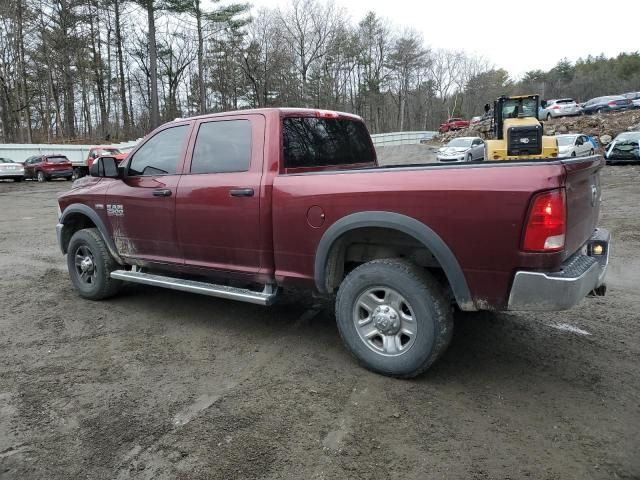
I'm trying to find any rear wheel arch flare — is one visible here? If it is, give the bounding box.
[314,211,474,310]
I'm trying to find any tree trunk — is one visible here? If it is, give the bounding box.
[17,0,32,142]
[115,0,131,133]
[147,0,160,129]
[195,1,206,114]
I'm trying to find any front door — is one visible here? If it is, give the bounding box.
[176,115,264,276]
[105,122,192,264]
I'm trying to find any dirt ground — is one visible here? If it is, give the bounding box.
[1,166,639,480]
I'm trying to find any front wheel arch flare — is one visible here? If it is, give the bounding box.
[59,204,123,265]
[314,211,474,311]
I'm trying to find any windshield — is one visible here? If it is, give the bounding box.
[616,132,640,143]
[102,148,121,155]
[502,98,537,119]
[447,138,473,148]
[0,158,16,164]
[556,136,577,146]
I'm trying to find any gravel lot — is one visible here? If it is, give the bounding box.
[1,166,638,479]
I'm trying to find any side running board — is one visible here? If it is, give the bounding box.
[110,270,278,306]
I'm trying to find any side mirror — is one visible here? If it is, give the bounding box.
[90,156,120,178]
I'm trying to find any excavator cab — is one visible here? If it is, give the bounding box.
[485,95,558,161]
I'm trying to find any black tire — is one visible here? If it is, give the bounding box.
[546,113,551,121]
[590,149,594,156]
[14,177,23,182]
[571,151,576,157]
[335,259,453,378]
[65,176,73,181]
[597,108,603,114]
[67,228,122,300]
[466,153,472,162]
[72,168,81,181]
[36,170,46,182]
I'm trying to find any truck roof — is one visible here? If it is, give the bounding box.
[172,108,364,123]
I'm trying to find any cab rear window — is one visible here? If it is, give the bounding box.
[283,117,375,169]
[46,156,69,163]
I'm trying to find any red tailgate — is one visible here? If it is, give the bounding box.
[562,157,603,259]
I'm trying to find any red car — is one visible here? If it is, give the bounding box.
[23,154,73,182]
[438,118,470,133]
[56,108,609,378]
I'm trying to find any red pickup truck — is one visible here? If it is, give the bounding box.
[438,118,471,133]
[56,108,609,378]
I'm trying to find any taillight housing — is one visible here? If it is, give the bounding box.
[608,101,616,107]
[552,105,560,110]
[522,189,566,252]
[316,110,339,119]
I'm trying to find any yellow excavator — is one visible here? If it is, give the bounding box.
[485,95,558,161]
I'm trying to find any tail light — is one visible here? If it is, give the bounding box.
[523,189,566,252]
[552,106,560,110]
[608,101,617,107]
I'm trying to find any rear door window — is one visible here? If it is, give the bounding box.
[190,120,252,174]
[283,117,375,169]
[128,125,189,176]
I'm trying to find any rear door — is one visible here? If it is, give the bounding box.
[105,122,192,264]
[562,157,603,258]
[176,115,265,275]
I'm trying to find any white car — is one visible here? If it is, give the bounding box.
[556,134,595,158]
[437,137,485,162]
[0,157,25,182]
[539,98,582,120]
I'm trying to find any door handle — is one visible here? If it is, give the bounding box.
[230,188,254,197]
[152,189,172,197]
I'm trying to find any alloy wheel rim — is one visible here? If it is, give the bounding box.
[74,245,97,285]
[353,286,417,357]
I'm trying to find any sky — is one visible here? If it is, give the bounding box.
[246,0,640,78]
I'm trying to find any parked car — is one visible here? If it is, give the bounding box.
[539,98,582,120]
[438,118,470,133]
[23,154,73,182]
[582,95,633,114]
[0,157,25,182]
[556,134,595,158]
[605,132,640,164]
[622,92,640,109]
[55,108,609,378]
[470,116,482,125]
[437,137,484,162]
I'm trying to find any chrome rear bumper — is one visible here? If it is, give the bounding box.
[508,229,610,311]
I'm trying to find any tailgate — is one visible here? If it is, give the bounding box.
[562,156,603,259]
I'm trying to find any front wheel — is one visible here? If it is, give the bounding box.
[590,149,595,156]
[335,259,453,378]
[67,228,122,300]
[466,153,472,162]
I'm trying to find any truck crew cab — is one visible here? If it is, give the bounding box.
[56,108,609,378]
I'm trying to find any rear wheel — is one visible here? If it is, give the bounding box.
[597,108,603,114]
[335,259,453,378]
[571,151,576,157]
[36,170,46,182]
[72,168,81,181]
[590,149,595,156]
[546,113,551,121]
[67,228,122,300]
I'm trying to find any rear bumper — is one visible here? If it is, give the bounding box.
[507,229,610,311]
[47,169,73,178]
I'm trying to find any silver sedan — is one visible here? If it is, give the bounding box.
[556,134,595,158]
[0,157,25,182]
[437,137,485,162]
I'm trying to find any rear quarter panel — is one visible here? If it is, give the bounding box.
[272,162,568,309]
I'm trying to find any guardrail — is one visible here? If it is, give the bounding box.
[370,131,437,147]
[0,140,139,166]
